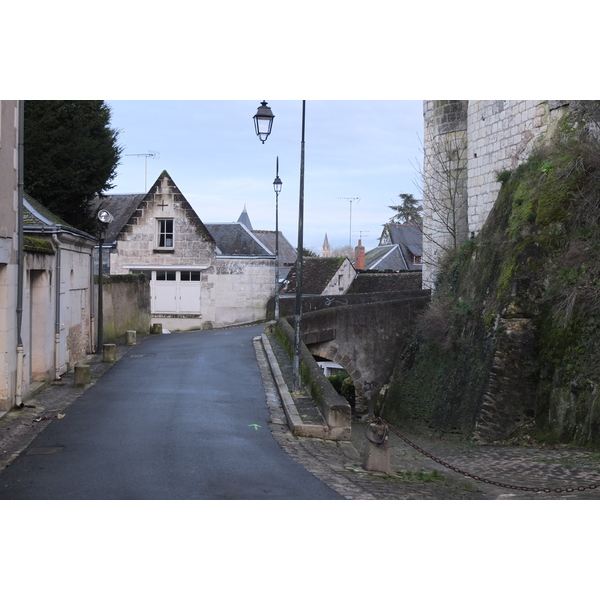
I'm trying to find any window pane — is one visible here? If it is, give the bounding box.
[166,271,176,281]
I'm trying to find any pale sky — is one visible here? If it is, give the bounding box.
[106,100,424,254]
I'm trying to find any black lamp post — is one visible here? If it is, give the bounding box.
[273,157,282,320]
[253,100,305,392]
[96,208,113,353]
[253,101,275,143]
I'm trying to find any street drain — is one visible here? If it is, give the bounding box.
[25,447,64,455]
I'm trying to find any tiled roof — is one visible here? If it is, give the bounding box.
[347,271,423,293]
[237,206,253,230]
[281,257,347,295]
[89,193,147,243]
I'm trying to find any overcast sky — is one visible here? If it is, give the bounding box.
[106,100,424,253]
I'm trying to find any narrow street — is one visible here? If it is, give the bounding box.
[0,325,342,500]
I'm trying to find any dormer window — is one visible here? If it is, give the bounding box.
[413,255,422,265]
[157,219,174,248]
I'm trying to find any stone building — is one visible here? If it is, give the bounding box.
[281,257,356,296]
[92,171,275,331]
[422,100,570,288]
[1,100,96,413]
[0,100,20,412]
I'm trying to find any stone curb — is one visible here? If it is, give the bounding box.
[258,334,328,439]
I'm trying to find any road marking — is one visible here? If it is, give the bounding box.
[248,424,262,430]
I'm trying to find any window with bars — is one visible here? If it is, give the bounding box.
[157,219,174,248]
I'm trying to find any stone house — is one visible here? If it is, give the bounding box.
[0,100,96,413]
[91,171,275,331]
[280,257,356,297]
[0,100,21,412]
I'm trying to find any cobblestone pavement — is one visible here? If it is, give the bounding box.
[258,331,600,501]
[3,326,600,500]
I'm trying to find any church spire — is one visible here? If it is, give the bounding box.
[322,233,331,257]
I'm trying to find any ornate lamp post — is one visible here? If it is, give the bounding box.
[273,157,282,320]
[253,100,306,392]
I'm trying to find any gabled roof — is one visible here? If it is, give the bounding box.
[281,257,349,295]
[252,230,297,265]
[204,222,273,256]
[89,170,215,246]
[373,223,423,271]
[364,244,409,271]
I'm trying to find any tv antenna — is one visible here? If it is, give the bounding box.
[339,197,360,247]
[124,150,160,191]
[353,231,369,244]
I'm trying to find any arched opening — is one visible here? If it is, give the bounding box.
[312,354,356,414]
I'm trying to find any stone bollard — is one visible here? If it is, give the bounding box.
[74,362,90,387]
[362,420,392,474]
[103,343,117,362]
[126,330,137,345]
[150,323,163,334]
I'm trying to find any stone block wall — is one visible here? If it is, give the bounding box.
[422,100,570,287]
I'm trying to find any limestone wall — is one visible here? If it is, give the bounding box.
[422,100,570,287]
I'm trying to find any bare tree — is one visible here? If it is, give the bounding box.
[413,128,469,284]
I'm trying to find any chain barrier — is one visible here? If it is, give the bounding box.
[372,418,600,495]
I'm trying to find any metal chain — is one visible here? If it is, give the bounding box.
[377,418,600,494]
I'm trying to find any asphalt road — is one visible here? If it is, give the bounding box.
[0,324,343,500]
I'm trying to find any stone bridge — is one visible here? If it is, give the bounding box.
[280,291,431,414]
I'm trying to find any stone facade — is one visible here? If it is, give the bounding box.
[422,100,570,288]
[105,171,275,331]
[0,100,19,412]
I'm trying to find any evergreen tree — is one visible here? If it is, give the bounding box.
[388,193,422,225]
[24,101,122,232]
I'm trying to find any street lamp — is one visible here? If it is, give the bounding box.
[253,100,305,392]
[96,208,114,353]
[253,101,275,143]
[273,157,282,320]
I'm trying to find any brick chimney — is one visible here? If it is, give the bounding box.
[354,239,365,270]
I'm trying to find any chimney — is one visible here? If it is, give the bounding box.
[354,239,365,270]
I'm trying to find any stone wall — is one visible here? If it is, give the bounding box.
[97,274,151,342]
[422,100,570,288]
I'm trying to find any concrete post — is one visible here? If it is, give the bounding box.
[103,343,117,362]
[74,363,90,386]
[126,330,137,345]
[362,420,392,474]
[150,323,162,334]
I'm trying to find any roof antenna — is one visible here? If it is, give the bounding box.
[124,150,160,191]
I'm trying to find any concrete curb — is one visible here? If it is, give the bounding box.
[259,334,329,438]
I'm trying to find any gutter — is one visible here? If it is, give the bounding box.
[50,234,62,380]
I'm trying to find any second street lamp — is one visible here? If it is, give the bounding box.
[273,157,282,320]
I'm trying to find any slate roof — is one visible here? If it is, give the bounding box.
[204,222,273,256]
[237,206,253,231]
[281,257,348,295]
[370,223,422,271]
[364,244,409,271]
[23,193,95,240]
[252,230,297,265]
[89,193,147,243]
